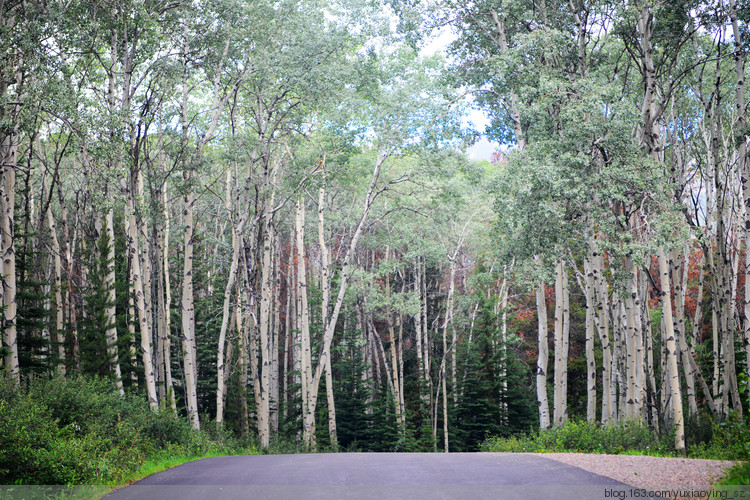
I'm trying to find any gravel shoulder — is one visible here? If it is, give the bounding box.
[532,453,742,496]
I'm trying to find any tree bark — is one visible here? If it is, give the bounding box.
[105,210,124,395]
[318,184,337,448]
[0,124,18,385]
[258,212,275,448]
[161,175,175,410]
[658,247,686,454]
[583,257,596,423]
[122,171,159,410]
[216,217,240,425]
[535,276,551,429]
[553,259,569,426]
[296,199,314,448]
[730,0,750,403]
[47,204,66,376]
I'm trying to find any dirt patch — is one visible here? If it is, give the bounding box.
[531,453,741,499]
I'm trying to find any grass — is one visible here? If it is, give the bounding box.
[482,418,749,489]
[482,418,750,461]
[481,420,676,457]
[718,462,750,486]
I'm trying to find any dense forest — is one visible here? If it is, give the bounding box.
[1,0,749,462]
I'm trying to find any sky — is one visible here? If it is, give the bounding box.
[421,26,501,162]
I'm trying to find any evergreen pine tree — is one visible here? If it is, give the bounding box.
[452,298,503,451]
[333,321,370,451]
[15,227,53,375]
[79,219,115,379]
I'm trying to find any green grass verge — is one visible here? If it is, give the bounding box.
[481,418,749,461]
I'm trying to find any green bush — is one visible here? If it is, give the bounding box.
[720,462,750,485]
[0,393,60,483]
[481,420,671,455]
[0,374,248,485]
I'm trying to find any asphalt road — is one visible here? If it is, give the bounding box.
[105,453,632,500]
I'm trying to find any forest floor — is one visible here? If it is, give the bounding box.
[532,453,742,499]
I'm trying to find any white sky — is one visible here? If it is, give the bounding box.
[421,27,500,162]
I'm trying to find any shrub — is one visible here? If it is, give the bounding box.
[0,374,248,485]
[481,420,669,455]
[720,462,750,486]
[0,392,60,483]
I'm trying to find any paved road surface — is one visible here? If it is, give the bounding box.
[105,452,631,500]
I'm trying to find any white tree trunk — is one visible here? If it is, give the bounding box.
[553,259,568,426]
[105,210,124,395]
[47,205,66,376]
[296,199,314,448]
[658,248,686,454]
[732,0,750,398]
[584,257,596,422]
[258,215,274,448]
[414,261,425,398]
[161,178,175,410]
[0,62,20,386]
[535,277,551,429]
[318,185,337,448]
[624,256,641,421]
[591,249,615,423]
[180,169,200,429]
[216,226,240,425]
[122,173,159,410]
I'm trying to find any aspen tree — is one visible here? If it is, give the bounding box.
[385,247,403,427]
[104,210,124,395]
[730,0,750,398]
[179,47,200,427]
[216,203,241,425]
[284,232,294,421]
[270,224,281,434]
[414,261,424,392]
[122,171,159,409]
[633,2,686,438]
[535,277,551,429]
[102,3,159,409]
[238,278,250,438]
[624,256,641,421]
[658,248,686,454]
[0,124,18,385]
[672,247,697,417]
[397,277,406,424]
[54,170,78,370]
[441,304,449,452]
[592,248,615,423]
[296,198,314,447]
[318,182,337,447]
[179,14,246,427]
[552,259,568,426]
[154,217,167,403]
[0,2,24,385]
[135,166,155,395]
[47,203,65,376]
[258,212,275,448]
[161,173,175,410]
[638,268,657,426]
[126,270,138,387]
[583,257,596,423]
[422,259,432,399]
